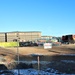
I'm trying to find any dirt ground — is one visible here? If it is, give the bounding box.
[0,44,75,74]
[5,44,75,55]
[0,44,75,63]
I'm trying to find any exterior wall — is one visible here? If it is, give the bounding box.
[0,33,5,42]
[19,32,41,42]
[0,31,41,42]
[7,32,17,42]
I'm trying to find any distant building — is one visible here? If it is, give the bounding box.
[0,31,41,42]
[37,36,58,43]
[37,36,53,43]
[41,36,52,40]
[0,33,5,42]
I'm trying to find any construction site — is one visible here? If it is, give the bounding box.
[0,31,75,75]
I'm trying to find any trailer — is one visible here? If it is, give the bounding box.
[62,35,75,44]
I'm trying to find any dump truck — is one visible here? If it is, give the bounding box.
[62,35,75,44]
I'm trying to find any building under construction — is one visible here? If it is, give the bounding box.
[0,31,41,42]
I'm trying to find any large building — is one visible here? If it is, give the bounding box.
[0,31,41,42]
[0,33,5,42]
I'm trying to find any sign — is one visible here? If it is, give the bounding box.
[44,43,52,49]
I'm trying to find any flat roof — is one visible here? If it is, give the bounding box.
[0,31,41,33]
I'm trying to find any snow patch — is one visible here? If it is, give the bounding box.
[60,54,75,56]
[61,60,75,63]
[0,69,75,75]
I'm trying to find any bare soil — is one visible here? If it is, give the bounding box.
[0,44,75,74]
[0,44,75,62]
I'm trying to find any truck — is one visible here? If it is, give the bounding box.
[62,35,75,44]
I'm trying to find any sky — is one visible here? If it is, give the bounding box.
[0,0,75,37]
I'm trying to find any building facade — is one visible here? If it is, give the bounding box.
[0,33,5,42]
[0,31,41,42]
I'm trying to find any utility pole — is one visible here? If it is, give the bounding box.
[17,31,20,75]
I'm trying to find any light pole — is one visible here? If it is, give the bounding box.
[17,31,20,75]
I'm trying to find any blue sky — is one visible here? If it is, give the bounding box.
[0,0,75,36]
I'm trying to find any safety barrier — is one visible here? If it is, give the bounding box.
[0,42,19,47]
